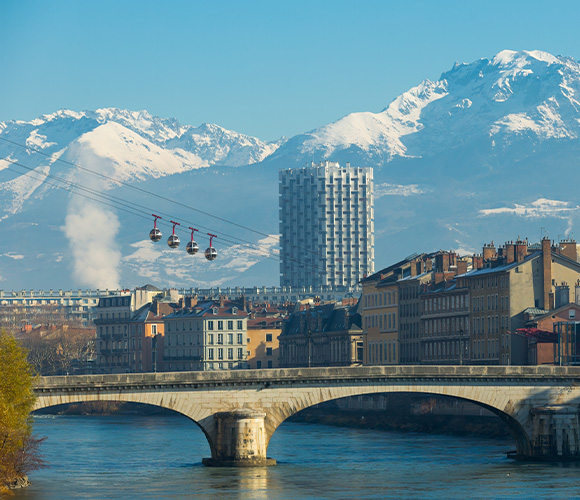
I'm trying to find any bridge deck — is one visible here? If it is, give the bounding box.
[35,365,580,391]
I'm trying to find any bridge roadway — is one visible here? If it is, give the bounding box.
[34,365,580,466]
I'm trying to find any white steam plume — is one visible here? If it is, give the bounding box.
[63,198,121,289]
[62,141,121,288]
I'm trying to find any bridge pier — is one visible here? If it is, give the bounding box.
[202,409,276,467]
[528,406,580,460]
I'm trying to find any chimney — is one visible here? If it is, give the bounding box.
[505,241,515,264]
[219,295,225,307]
[483,241,497,261]
[456,260,468,276]
[185,295,198,308]
[435,252,450,272]
[555,283,570,308]
[559,239,578,261]
[542,237,552,310]
[410,261,417,277]
[515,237,527,262]
[472,255,483,270]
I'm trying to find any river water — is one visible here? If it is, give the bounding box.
[12,413,580,500]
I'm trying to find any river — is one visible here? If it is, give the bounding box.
[12,413,580,500]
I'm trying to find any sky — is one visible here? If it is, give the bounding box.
[1,0,580,141]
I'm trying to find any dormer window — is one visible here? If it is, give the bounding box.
[232,307,238,315]
[212,307,218,315]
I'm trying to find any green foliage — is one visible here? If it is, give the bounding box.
[0,330,41,489]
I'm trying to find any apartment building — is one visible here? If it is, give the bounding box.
[247,317,282,369]
[278,302,363,367]
[95,285,167,374]
[420,280,470,364]
[279,161,374,288]
[398,271,432,364]
[163,298,248,371]
[456,238,580,365]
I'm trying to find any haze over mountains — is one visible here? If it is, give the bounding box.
[1,49,579,290]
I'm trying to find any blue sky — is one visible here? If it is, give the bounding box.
[1,0,580,141]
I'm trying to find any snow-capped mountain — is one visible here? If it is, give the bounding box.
[266,49,580,166]
[0,108,283,216]
[1,49,580,291]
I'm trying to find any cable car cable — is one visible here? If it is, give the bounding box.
[4,160,337,276]
[0,135,322,259]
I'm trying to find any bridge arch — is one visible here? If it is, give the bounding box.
[33,394,218,458]
[263,386,531,457]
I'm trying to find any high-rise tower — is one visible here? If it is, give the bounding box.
[279,161,374,288]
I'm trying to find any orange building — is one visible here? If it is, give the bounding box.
[129,301,174,372]
[247,317,282,369]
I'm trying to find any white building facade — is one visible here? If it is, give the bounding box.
[163,299,248,371]
[279,161,374,288]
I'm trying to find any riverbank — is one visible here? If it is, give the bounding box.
[288,407,510,437]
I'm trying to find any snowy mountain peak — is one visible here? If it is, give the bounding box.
[268,49,580,166]
[491,49,560,67]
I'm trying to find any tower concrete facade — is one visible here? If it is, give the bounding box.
[279,161,374,288]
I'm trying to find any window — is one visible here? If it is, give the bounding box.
[208,334,214,345]
[208,321,214,330]
[218,348,223,360]
[228,320,234,330]
[267,360,273,368]
[218,320,224,330]
[266,347,273,356]
[237,320,243,330]
[208,349,214,360]
[266,334,272,342]
[228,348,233,360]
[237,333,243,344]
[257,360,262,369]
[238,348,243,359]
[227,333,233,344]
[217,333,223,344]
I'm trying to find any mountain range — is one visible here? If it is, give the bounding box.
[1,49,579,290]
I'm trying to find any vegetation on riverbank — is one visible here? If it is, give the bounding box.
[0,331,45,495]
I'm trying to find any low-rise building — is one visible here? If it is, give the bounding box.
[247,317,282,369]
[457,238,580,365]
[398,272,432,364]
[95,285,167,374]
[163,297,248,371]
[279,302,363,367]
[420,280,470,364]
[128,300,176,373]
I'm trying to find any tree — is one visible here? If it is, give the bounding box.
[0,330,44,492]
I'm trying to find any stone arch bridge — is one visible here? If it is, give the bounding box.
[34,366,580,466]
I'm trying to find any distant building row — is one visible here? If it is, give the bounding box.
[360,237,580,367]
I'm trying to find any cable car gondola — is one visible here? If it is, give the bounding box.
[186,227,199,255]
[205,233,217,261]
[149,214,162,242]
[168,220,180,248]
